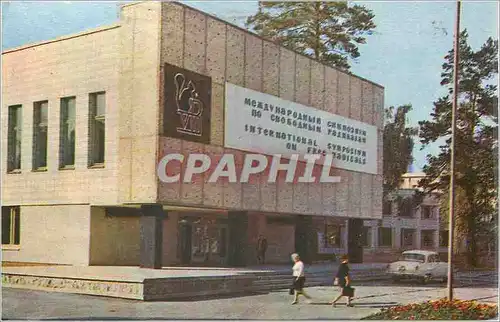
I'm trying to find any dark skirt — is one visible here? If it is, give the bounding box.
[292,276,306,291]
[341,285,355,297]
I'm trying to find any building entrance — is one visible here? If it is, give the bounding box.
[178,215,229,266]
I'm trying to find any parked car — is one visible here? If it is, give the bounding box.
[386,250,450,284]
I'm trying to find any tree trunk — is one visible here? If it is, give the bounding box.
[466,215,478,267]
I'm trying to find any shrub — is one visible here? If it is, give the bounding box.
[362,298,498,320]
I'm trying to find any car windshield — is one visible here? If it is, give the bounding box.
[399,253,426,263]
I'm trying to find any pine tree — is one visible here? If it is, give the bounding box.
[245,2,376,70]
[419,30,498,267]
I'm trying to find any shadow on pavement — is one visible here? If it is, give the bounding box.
[312,301,398,308]
[351,279,497,289]
[143,291,269,302]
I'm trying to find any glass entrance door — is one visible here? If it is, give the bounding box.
[178,216,229,266]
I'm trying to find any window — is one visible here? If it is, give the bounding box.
[7,105,22,172]
[2,206,20,245]
[439,230,449,247]
[361,226,371,247]
[378,227,392,247]
[88,92,106,166]
[421,230,435,248]
[399,253,425,263]
[401,228,415,247]
[383,200,392,216]
[421,206,433,219]
[324,224,342,248]
[398,198,414,217]
[33,101,48,170]
[428,254,440,263]
[59,97,76,168]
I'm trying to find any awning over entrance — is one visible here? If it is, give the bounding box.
[103,203,228,215]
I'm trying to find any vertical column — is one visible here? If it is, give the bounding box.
[140,204,166,269]
[342,219,349,253]
[415,229,422,249]
[228,211,249,267]
[434,230,440,249]
[370,226,378,250]
[295,215,314,264]
[394,226,401,249]
[415,207,422,249]
[371,225,378,249]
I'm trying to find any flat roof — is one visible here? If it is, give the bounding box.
[2,23,121,55]
[2,1,384,90]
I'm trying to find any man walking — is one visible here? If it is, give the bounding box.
[256,235,268,264]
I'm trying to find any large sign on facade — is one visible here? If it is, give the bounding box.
[163,63,211,144]
[224,83,378,174]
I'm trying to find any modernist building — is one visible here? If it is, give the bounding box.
[1,1,384,267]
[362,173,448,262]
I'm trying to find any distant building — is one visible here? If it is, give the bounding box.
[362,173,449,262]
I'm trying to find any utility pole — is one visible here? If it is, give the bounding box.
[447,0,461,301]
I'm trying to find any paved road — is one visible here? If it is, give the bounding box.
[2,279,498,320]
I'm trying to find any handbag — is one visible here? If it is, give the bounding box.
[342,285,355,297]
[289,288,295,295]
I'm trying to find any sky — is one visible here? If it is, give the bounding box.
[2,1,498,172]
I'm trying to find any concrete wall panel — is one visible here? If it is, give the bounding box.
[226,26,245,86]
[262,42,280,96]
[244,34,263,91]
[2,205,91,265]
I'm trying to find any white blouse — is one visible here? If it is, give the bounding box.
[292,261,305,277]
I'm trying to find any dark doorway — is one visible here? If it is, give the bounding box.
[179,220,192,265]
[295,215,313,264]
[348,218,364,263]
[227,211,248,267]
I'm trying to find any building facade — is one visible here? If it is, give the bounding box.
[2,1,384,267]
[362,173,448,262]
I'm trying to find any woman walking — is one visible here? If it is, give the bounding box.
[290,253,312,305]
[330,254,354,307]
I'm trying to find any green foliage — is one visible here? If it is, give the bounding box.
[362,298,498,320]
[418,30,498,266]
[393,191,426,217]
[245,2,376,70]
[383,105,418,201]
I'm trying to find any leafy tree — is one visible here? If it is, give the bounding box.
[383,105,418,196]
[245,2,376,70]
[419,30,498,267]
[383,104,424,215]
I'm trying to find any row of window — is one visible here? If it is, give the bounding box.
[376,227,449,248]
[7,92,106,173]
[319,224,447,249]
[383,201,436,219]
